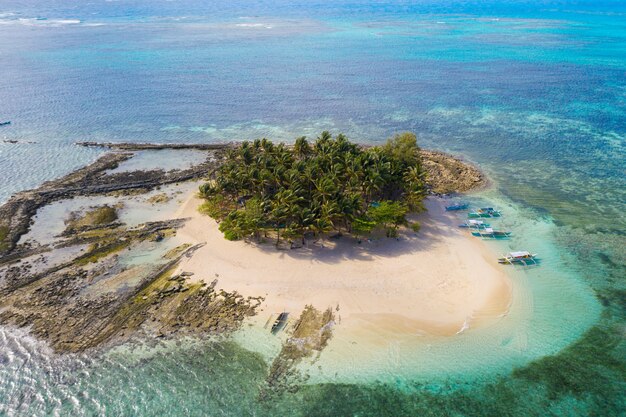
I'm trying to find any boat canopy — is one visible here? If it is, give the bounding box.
[485,228,494,233]
[509,251,531,257]
[469,220,483,225]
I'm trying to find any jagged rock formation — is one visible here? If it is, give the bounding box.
[260,305,336,400]
[420,150,485,194]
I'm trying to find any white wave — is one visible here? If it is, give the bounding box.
[1,17,82,27]
[235,23,273,29]
[456,318,471,334]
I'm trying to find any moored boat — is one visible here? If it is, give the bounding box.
[498,251,538,265]
[271,312,289,334]
[459,219,491,229]
[468,207,502,218]
[471,228,511,239]
[445,202,469,211]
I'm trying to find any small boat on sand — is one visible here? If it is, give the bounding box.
[498,251,538,265]
[471,228,511,239]
[468,207,502,218]
[459,220,491,229]
[445,202,469,211]
[271,312,289,334]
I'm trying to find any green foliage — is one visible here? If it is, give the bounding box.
[222,228,242,241]
[198,194,233,221]
[243,197,264,236]
[367,201,408,229]
[218,212,246,240]
[201,132,427,243]
[410,221,421,233]
[382,132,421,167]
[351,218,377,237]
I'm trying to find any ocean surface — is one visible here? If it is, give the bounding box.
[0,1,624,416]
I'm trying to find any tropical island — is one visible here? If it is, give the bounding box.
[199,132,426,245]
[0,132,508,393]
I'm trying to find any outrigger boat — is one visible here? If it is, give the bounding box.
[445,202,469,211]
[459,219,491,229]
[471,228,511,239]
[498,251,538,265]
[468,207,502,218]
[271,312,289,334]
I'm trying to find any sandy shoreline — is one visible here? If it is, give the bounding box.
[173,193,512,338]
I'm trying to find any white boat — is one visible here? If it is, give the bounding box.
[498,251,538,265]
[472,228,512,239]
[459,219,491,229]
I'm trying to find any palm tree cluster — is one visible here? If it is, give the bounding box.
[199,131,426,245]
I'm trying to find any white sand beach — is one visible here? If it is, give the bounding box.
[173,194,512,337]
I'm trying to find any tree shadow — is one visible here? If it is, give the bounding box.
[249,206,464,265]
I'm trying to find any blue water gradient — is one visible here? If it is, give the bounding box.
[0,0,624,415]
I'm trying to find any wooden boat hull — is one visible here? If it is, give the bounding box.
[445,203,469,211]
[468,212,501,218]
[459,219,491,229]
[471,231,511,239]
[498,254,538,265]
[271,312,289,334]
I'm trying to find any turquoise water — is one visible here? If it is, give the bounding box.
[0,1,624,415]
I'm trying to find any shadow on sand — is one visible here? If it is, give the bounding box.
[248,206,462,265]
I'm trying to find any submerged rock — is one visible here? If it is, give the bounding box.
[260,305,335,401]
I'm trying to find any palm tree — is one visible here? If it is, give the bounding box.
[202,132,426,244]
[294,136,311,160]
[313,176,337,204]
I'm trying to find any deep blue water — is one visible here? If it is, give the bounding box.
[0,1,624,415]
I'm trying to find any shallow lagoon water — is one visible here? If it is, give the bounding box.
[106,149,208,174]
[233,193,602,386]
[19,179,197,247]
[0,0,624,415]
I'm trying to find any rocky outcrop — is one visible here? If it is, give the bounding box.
[0,233,262,353]
[76,141,232,151]
[0,146,258,354]
[420,150,485,194]
[260,305,336,400]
